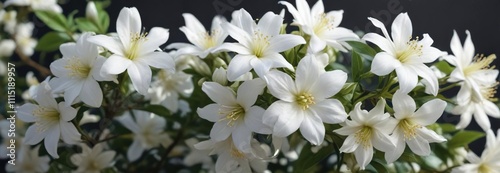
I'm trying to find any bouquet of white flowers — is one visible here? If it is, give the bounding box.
[1,0,499,172]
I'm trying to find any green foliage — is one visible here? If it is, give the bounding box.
[35,10,75,32]
[346,41,377,57]
[293,143,335,173]
[35,31,72,51]
[447,130,485,149]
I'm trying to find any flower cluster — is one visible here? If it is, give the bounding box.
[1,0,499,172]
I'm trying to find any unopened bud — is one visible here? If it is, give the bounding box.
[212,67,227,85]
[86,1,99,22]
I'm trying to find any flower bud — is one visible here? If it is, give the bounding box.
[86,1,99,22]
[212,67,227,86]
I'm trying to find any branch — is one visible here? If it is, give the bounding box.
[15,47,51,77]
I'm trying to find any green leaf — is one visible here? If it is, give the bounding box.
[370,159,389,173]
[98,11,110,33]
[447,130,485,149]
[35,32,71,52]
[35,10,70,32]
[346,41,377,57]
[138,104,171,117]
[351,51,363,81]
[434,60,454,75]
[293,143,334,173]
[440,123,459,133]
[75,18,100,32]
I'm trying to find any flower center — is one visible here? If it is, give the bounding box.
[158,70,178,90]
[230,142,246,159]
[125,32,148,60]
[201,29,220,50]
[219,105,245,127]
[251,31,270,58]
[313,13,335,36]
[478,163,493,173]
[295,92,315,110]
[464,54,496,77]
[65,58,91,79]
[355,126,373,149]
[86,160,101,172]
[398,118,421,139]
[396,37,423,63]
[473,82,498,103]
[32,106,60,132]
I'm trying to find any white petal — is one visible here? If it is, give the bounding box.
[17,103,37,122]
[367,17,391,42]
[210,121,233,141]
[278,1,304,26]
[461,30,474,66]
[140,27,170,54]
[257,12,282,36]
[263,101,303,137]
[295,0,312,24]
[417,128,446,143]
[311,99,347,124]
[127,139,143,161]
[95,151,116,167]
[232,125,253,152]
[101,54,132,75]
[299,113,325,145]
[484,100,500,118]
[308,34,326,53]
[182,13,206,36]
[80,79,102,107]
[370,52,400,76]
[237,78,266,108]
[138,52,175,70]
[87,35,124,56]
[354,146,373,170]
[268,34,306,52]
[296,54,321,91]
[385,132,405,163]
[58,102,78,122]
[413,99,447,125]
[310,70,347,99]
[371,131,395,152]
[226,54,254,81]
[395,66,418,94]
[455,110,472,129]
[406,135,431,156]
[473,105,491,131]
[391,13,412,49]
[127,62,152,95]
[116,7,142,47]
[202,82,236,105]
[412,64,439,96]
[334,123,361,136]
[451,164,479,173]
[44,127,61,158]
[197,104,221,122]
[221,22,252,47]
[245,106,272,134]
[92,56,117,82]
[24,125,48,145]
[264,70,296,102]
[76,33,98,60]
[60,122,80,144]
[213,43,251,54]
[392,90,416,119]
[116,113,140,133]
[250,58,273,79]
[363,33,394,53]
[339,135,359,153]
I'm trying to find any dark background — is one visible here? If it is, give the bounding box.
[2,0,499,170]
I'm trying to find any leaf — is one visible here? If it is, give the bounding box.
[351,51,363,81]
[447,130,485,149]
[346,41,377,57]
[434,60,454,75]
[138,104,171,117]
[75,18,100,32]
[35,10,69,32]
[35,32,71,52]
[370,159,389,173]
[439,123,459,133]
[98,11,110,33]
[293,143,335,173]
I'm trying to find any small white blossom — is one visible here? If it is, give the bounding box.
[14,22,37,56]
[0,10,17,34]
[85,1,99,22]
[4,0,62,13]
[70,144,116,173]
[148,69,193,113]
[452,129,500,173]
[5,145,50,173]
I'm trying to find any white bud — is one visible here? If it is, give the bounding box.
[0,39,16,57]
[212,67,227,86]
[85,1,99,22]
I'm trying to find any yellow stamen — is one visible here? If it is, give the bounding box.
[65,58,91,78]
[396,36,423,63]
[251,31,270,58]
[219,105,245,127]
[230,142,246,158]
[355,126,373,149]
[32,106,60,132]
[125,32,148,60]
[201,29,220,49]
[464,54,496,77]
[398,118,421,139]
[295,92,315,110]
[313,13,335,36]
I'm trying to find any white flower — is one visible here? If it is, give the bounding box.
[194,137,268,173]
[116,110,172,161]
[279,0,359,53]
[85,1,98,22]
[79,111,100,125]
[168,14,227,58]
[0,10,17,34]
[197,78,270,151]
[451,82,500,131]
[452,129,500,173]
[213,67,228,85]
[148,69,193,112]
[88,7,175,95]
[49,32,116,107]
[183,138,213,168]
[14,22,37,56]
[214,9,306,81]
[4,0,62,13]
[334,99,397,170]
[263,54,348,145]
[385,90,447,163]
[363,13,445,95]
[17,81,81,158]
[70,143,116,173]
[0,39,16,57]
[5,145,50,173]
[21,71,41,100]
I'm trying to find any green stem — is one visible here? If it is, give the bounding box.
[439,83,460,93]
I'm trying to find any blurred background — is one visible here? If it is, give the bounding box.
[2,0,500,168]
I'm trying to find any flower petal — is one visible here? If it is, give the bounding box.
[197,104,220,122]
[413,99,447,125]
[371,131,395,152]
[412,64,439,96]
[226,54,254,81]
[17,103,37,123]
[221,22,252,47]
[237,78,266,108]
[370,52,400,76]
[116,7,142,48]
[138,52,175,70]
[44,127,61,158]
[268,34,306,53]
[245,106,272,134]
[257,12,282,36]
[385,131,405,163]
[264,101,304,137]
[87,35,124,56]
[363,33,394,53]
[80,79,102,107]
[391,13,412,49]
[116,113,140,133]
[202,82,236,105]
[354,146,373,170]
[60,122,80,144]
[24,125,48,145]
[417,128,446,143]
[127,139,143,161]
[392,90,416,119]
[232,125,253,152]
[58,102,78,122]
[264,70,296,102]
[127,62,152,95]
[395,66,418,94]
[212,43,251,54]
[209,121,233,141]
[299,112,325,145]
[296,54,321,91]
[473,105,491,131]
[308,34,326,53]
[310,70,347,99]
[311,99,347,124]
[101,54,132,75]
[406,135,431,156]
[339,135,359,153]
[140,27,169,53]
